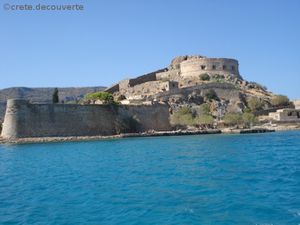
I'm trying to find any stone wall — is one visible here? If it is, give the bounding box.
[269,109,300,122]
[122,81,178,99]
[180,58,240,78]
[1,99,171,138]
[106,68,167,94]
[293,100,300,109]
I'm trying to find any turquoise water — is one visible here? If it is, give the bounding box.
[0,131,299,225]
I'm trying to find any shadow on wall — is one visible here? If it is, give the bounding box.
[1,99,171,138]
[115,115,140,134]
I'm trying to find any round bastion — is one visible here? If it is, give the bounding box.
[180,58,240,79]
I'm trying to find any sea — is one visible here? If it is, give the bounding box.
[0,131,299,225]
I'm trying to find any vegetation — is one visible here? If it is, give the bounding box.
[271,95,289,107]
[199,73,210,81]
[170,106,214,128]
[223,112,257,128]
[205,89,218,101]
[212,74,225,82]
[223,113,243,126]
[198,103,211,115]
[170,107,194,126]
[52,88,59,104]
[242,112,257,128]
[85,91,115,104]
[194,114,214,127]
[247,97,264,112]
[248,82,267,91]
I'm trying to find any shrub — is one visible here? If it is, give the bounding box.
[199,73,210,81]
[212,74,225,82]
[247,97,264,112]
[199,103,211,115]
[271,95,289,107]
[205,89,218,101]
[85,92,115,104]
[170,107,194,126]
[223,113,243,126]
[242,112,256,128]
[248,82,267,91]
[195,114,214,126]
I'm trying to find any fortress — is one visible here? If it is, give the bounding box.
[106,55,242,101]
[2,54,272,139]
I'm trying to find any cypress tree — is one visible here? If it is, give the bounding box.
[52,88,59,103]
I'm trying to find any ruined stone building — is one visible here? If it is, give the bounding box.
[105,55,242,103]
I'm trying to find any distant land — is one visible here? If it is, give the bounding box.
[0,86,106,120]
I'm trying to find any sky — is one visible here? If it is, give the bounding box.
[0,0,300,99]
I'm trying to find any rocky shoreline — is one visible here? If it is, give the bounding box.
[0,128,283,145]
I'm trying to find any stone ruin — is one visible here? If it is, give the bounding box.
[105,55,242,103]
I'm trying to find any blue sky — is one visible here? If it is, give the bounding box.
[1,0,299,99]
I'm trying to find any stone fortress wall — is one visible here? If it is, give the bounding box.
[106,55,242,100]
[180,58,240,78]
[1,99,171,139]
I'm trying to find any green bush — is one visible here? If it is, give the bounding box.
[247,97,264,112]
[223,113,243,126]
[85,92,115,104]
[199,73,210,81]
[194,114,214,126]
[242,112,256,128]
[271,95,289,106]
[170,107,194,126]
[205,89,218,101]
[223,112,257,128]
[199,103,211,115]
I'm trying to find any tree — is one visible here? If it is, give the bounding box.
[52,88,59,103]
[242,112,256,128]
[195,114,214,127]
[247,97,264,112]
[170,107,194,126]
[85,92,115,104]
[271,95,289,107]
[223,113,242,126]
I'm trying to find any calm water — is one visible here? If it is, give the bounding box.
[0,131,299,225]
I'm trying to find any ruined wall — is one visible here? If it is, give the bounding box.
[107,68,167,93]
[122,81,178,99]
[180,58,240,78]
[1,99,171,138]
[293,100,300,109]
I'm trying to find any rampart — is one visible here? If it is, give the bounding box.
[105,68,166,93]
[1,99,171,139]
[180,58,240,78]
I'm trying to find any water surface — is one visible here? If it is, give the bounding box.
[0,131,299,224]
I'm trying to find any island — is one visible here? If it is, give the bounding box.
[1,55,300,143]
